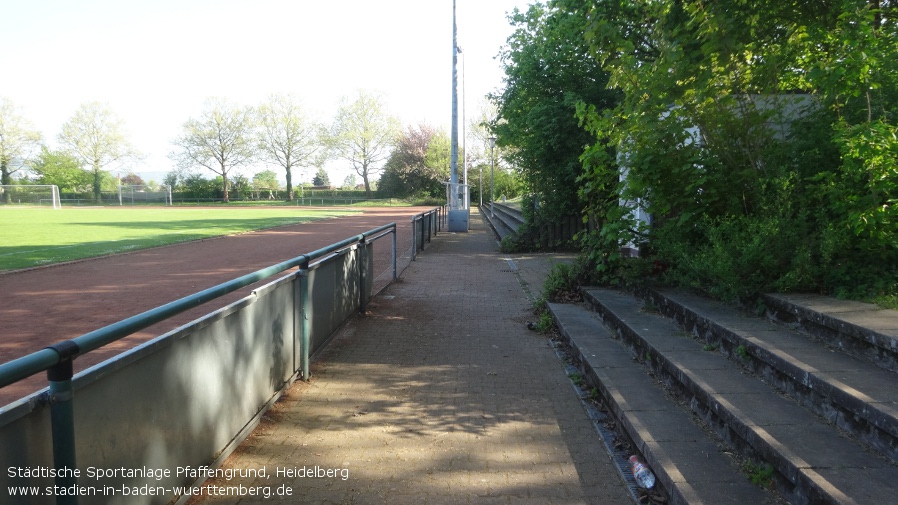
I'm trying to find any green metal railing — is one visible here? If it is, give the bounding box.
[0,222,397,505]
[411,206,444,261]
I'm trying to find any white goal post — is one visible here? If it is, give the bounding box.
[118,184,172,205]
[0,184,61,209]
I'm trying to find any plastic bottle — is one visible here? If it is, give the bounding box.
[629,455,656,489]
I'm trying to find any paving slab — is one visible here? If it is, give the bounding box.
[184,213,631,505]
[764,294,878,315]
[762,293,898,371]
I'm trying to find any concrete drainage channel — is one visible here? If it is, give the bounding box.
[549,335,667,505]
[504,256,538,305]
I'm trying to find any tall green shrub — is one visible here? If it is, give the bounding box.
[575,0,898,300]
[491,0,619,246]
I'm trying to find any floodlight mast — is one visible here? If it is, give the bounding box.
[446,0,470,231]
[450,0,459,201]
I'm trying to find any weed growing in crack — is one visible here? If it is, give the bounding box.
[744,460,775,489]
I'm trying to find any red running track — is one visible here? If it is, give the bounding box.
[0,207,437,406]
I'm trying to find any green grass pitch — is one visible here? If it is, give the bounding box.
[0,207,358,271]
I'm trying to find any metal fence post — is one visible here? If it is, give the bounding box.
[391,225,397,280]
[358,238,368,314]
[298,258,311,381]
[411,216,417,261]
[420,215,426,249]
[426,211,432,243]
[46,340,80,505]
[293,270,301,375]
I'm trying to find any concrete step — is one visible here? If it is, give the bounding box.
[643,288,898,463]
[481,203,523,240]
[548,302,775,505]
[492,202,524,226]
[578,288,898,505]
[762,293,898,373]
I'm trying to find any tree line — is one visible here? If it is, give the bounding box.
[1,91,523,204]
[491,0,897,302]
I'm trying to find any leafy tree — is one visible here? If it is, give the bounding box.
[490,0,619,231]
[257,93,323,200]
[425,131,451,189]
[342,174,358,189]
[58,102,140,203]
[467,99,499,174]
[493,167,524,201]
[312,167,330,187]
[576,0,898,299]
[253,169,279,189]
[120,172,144,186]
[170,97,256,202]
[163,167,190,191]
[180,172,219,199]
[380,123,450,198]
[466,102,506,206]
[232,173,252,200]
[29,147,92,193]
[0,98,42,196]
[327,90,400,197]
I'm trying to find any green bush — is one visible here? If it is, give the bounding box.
[567,0,898,304]
[541,258,596,303]
[499,234,524,254]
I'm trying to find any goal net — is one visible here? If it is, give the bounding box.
[118,185,172,205]
[0,185,61,209]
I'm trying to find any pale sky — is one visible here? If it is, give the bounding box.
[1,0,532,184]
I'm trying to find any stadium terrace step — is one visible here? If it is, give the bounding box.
[761,293,898,374]
[571,288,898,505]
[548,302,774,505]
[642,288,898,464]
[481,203,523,240]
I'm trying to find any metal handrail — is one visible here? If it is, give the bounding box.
[410,206,444,261]
[0,221,397,505]
[0,222,396,389]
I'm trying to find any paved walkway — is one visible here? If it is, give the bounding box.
[190,213,631,504]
